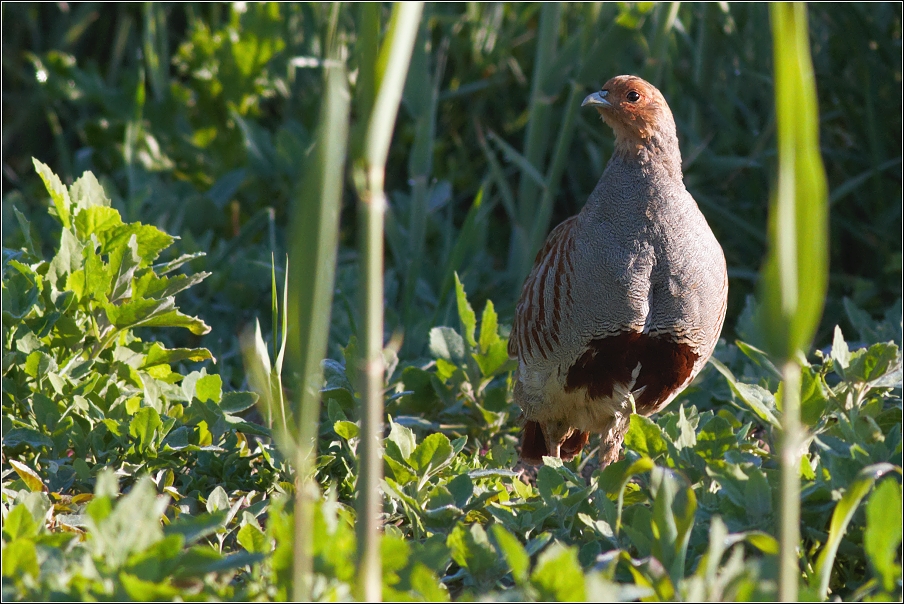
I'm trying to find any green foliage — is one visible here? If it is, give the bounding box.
[3,166,902,600]
[2,3,902,602]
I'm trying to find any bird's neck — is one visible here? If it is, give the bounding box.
[611,130,683,181]
[583,139,689,223]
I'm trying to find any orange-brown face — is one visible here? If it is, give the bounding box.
[582,75,671,142]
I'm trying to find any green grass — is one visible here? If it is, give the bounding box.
[2,3,902,601]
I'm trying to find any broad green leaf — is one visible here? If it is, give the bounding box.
[100,223,175,265]
[69,170,111,211]
[23,351,55,379]
[478,300,500,352]
[429,326,465,362]
[649,468,696,582]
[709,358,780,427]
[408,432,454,477]
[744,532,780,555]
[474,339,512,377]
[490,524,529,584]
[103,297,173,329]
[334,420,360,440]
[119,304,211,335]
[864,478,903,593]
[12,206,37,256]
[537,465,566,501]
[172,548,263,579]
[435,358,457,381]
[453,273,477,348]
[76,242,111,300]
[675,405,697,450]
[141,343,214,368]
[2,428,53,451]
[694,414,738,460]
[108,234,140,302]
[88,478,167,569]
[164,511,227,545]
[2,504,39,541]
[398,366,440,413]
[119,572,181,601]
[9,460,45,493]
[195,374,223,403]
[74,205,121,239]
[407,563,449,601]
[799,366,829,426]
[47,228,86,287]
[625,415,668,458]
[388,420,417,461]
[531,542,587,601]
[2,265,39,319]
[33,158,71,228]
[129,407,162,453]
[744,467,772,523]
[237,522,269,554]
[1,538,39,580]
[447,474,473,508]
[133,271,210,301]
[220,391,258,413]
[206,486,230,514]
[447,523,498,584]
[616,457,655,534]
[385,457,417,485]
[813,463,898,600]
[831,326,850,374]
[845,342,900,386]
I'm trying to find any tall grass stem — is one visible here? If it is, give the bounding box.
[287,54,350,600]
[355,4,424,600]
[778,361,802,601]
[764,3,829,600]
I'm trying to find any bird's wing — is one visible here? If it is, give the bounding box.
[508,216,579,362]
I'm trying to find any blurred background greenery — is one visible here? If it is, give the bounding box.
[3,2,901,382]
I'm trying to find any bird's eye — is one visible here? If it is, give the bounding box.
[626,91,640,103]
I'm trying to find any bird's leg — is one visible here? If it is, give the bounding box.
[541,420,573,461]
[598,414,629,468]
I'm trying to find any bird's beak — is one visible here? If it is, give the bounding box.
[582,90,611,108]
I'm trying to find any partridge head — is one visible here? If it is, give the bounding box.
[509,75,728,467]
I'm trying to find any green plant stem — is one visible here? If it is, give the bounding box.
[511,3,560,284]
[355,4,423,601]
[287,39,350,600]
[778,360,802,601]
[527,80,583,260]
[401,28,446,357]
[644,2,680,85]
[357,163,386,601]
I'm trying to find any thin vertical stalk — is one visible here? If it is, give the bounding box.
[141,3,167,102]
[287,37,350,600]
[355,4,423,601]
[762,4,829,601]
[401,28,447,356]
[778,360,802,601]
[124,68,146,222]
[527,80,583,260]
[644,2,680,86]
[510,3,561,284]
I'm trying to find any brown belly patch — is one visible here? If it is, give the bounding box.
[564,331,698,415]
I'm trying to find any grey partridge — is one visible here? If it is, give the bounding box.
[509,75,728,467]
